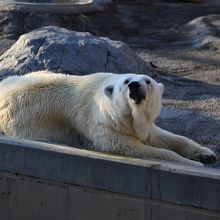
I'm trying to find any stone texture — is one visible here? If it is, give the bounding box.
[0,171,219,220]
[0,135,220,213]
[0,136,220,219]
[0,26,151,79]
[183,14,220,49]
[0,0,113,15]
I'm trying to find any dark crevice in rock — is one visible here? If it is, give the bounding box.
[56,44,67,72]
[105,49,110,72]
[34,37,47,69]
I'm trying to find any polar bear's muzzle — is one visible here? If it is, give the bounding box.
[128,81,146,104]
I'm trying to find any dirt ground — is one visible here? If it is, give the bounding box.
[0,0,219,168]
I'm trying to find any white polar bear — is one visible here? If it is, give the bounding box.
[0,71,216,166]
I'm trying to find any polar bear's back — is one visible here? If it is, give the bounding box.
[0,71,115,140]
[0,71,72,94]
[0,71,115,92]
[0,71,60,94]
[0,71,114,95]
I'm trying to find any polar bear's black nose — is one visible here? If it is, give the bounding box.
[128,81,141,90]
[128,81,146,104]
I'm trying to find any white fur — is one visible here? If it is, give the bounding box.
[0,71,216,166]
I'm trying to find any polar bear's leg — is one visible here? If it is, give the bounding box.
[119,143,203,166]
[149,125,216,163]
[92,127,203,166]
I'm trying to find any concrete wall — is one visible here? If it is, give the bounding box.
[0,135,219,220]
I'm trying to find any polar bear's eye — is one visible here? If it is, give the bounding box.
[124,79,130,84]
[145,80,151,85]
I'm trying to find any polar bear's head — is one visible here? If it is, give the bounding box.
[103,74,164,123]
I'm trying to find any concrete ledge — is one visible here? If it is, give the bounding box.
[0,135,220,214]
[0,0,113,14]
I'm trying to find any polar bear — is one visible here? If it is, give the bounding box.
[0,71,216,166]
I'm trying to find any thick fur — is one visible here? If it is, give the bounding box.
[0,71,216,166]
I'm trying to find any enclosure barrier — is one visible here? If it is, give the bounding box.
[0,135,219,220]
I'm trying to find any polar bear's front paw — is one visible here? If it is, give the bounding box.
[190,147,216,164]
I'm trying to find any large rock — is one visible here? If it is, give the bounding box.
[184,14,220,49]
[0,26,151,79]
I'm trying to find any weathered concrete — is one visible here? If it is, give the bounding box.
[0,171,219,220]
[0,134,219,220]
[0,26,151,79]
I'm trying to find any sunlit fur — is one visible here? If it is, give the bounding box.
[0,71,216,166]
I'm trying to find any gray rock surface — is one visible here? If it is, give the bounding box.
[0,26,150,79]
[183,14,220,49]
[0,0,113,15]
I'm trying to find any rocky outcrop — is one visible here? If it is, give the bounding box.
[184,14,220,49]
[0,26,151,79]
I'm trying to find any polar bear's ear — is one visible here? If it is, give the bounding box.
[104,85,114,98]
[159,83,164,94]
